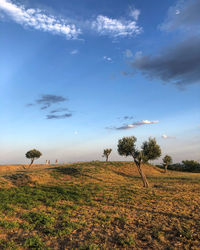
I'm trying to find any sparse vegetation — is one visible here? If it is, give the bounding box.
[0,161,199,249]
[158,160,200,172]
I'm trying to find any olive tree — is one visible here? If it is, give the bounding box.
[162,155,172,173]
[25,149,42,167]
[102,148,112,162]
[118,137,161,187]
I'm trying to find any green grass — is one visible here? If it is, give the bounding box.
[0,184,97,211]
[0,162,200,249]
[24,235,47,250]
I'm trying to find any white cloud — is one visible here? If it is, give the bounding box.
[129,7,141,20]
[0,0,81,39]
[92,15,142,37]
[103,56,112,62]
[70,49,79,55]
[162,134,176,139]
[141,120,159,124]
[108,120,159,130]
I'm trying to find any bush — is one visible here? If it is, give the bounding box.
[157,160,200,172]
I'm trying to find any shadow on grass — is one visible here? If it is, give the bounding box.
[51,166,103,182]
[3,174,36,187]
[111,170,138,180]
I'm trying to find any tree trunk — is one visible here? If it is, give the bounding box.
[134,161,149,188]
[165,164,168,173]
[106,156,108,162]
[29,158,34,167]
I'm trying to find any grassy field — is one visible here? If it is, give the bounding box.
[0,162,199,249]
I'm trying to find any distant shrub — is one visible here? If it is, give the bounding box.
[182,160,200,172]
[157,160,200,172]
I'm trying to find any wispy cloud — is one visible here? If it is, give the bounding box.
[26,94,72,120]
[0,0,81,39]
[70,49,79,55]
[123,116,134,120]
[91,15,142,37]
[162,134,176,139]
[124,49,133,58]
[118,115,134,120]
[36,95,67,109]
[107,120,159,130]
[129,7,141,21]
[46,113,72,119]
[50,108,69,114]
[0,1,143,40]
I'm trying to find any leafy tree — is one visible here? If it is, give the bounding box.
[102,148,112,162]
[25,149,42,167]
[162,155,172,173]
[118,137,161,187]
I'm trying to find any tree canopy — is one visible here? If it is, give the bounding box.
[142,137,162,163]
[118,136,161,187]
[117,136,136,157]
[163,155,172,165]
[103,148,112,161]
[25,149,42,166]
[118,136,161,163]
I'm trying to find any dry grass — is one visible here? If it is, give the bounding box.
[0,161,199,249]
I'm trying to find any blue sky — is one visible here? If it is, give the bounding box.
[0,0,200,164]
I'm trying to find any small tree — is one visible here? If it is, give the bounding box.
[25,149,42,167]
[102,148,112,162]
[118,137,161,187]
[162,155,172,173]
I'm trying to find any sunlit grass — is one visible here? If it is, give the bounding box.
[0,162,199,249]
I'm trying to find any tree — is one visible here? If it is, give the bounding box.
[162,155,172,173]
[118,137,161,187]
[102,148,112,162]
[25,149,42,167]
[182,160,200,172]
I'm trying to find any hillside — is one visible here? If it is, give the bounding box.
[0,162,163,187]
[0,162,200,249]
